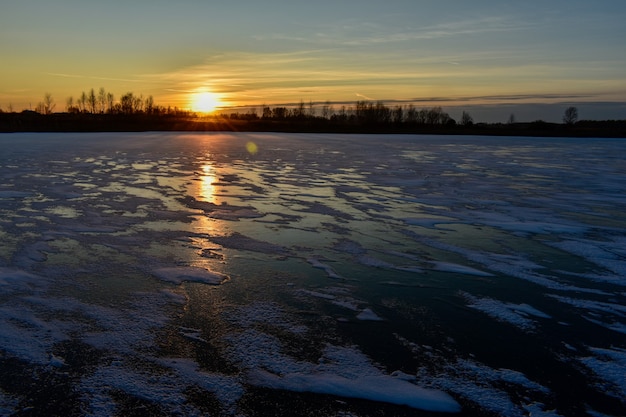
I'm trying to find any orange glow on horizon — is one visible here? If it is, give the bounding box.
[189,90,223,113]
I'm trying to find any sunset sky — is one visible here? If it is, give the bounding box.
[1,0,625,122]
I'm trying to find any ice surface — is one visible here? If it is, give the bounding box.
[579,347,626,400]
[462,292,551,331]
[249,369,460,412]
[210,232,288,254]
[0,267,48,294]
[307,257,343,279]
[549,238,626,285]
[356,308,383,321]
[430,261,493,276]
[427,356,557,417]
[0,190,33,198]
[152,266,229,285]
[1,133,625,416]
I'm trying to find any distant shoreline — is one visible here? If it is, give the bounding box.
[1,112,625,138]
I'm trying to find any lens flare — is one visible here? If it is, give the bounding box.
[246,141,258,154]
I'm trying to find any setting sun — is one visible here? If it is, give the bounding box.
[190,91,222,113]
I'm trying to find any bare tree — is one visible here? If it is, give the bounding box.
[78,91,87,113]
[133,94,144,113]
[106,92,115,113]
[247,107,258,120]
[144,95,154,114]
[392,105,404,124]
[321,101,331,119]
[97,87,107,113]
[417,109,428,124]
[405,105,417,124]
[37,93,56,114]
[563,106,578,125]
[426,107,445,124]
[507,113,516,124]
[460,110,473,126]
[272,107,288,119]
[120,92,135,114]
[66,96,75,113]
[294,100,306,119]
[87,88,97,114]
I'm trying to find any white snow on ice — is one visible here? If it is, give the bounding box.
[249,369,460,413]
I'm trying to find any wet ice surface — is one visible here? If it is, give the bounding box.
[0,132,625,416]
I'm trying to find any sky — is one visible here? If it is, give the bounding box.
[1,0,626,122]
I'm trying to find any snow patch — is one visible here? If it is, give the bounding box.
[249,369,460,413]
[462,292,551,330]
[356,308,383,321]
[307,257,343,279]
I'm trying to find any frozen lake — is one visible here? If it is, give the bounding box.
[0,132,625,416]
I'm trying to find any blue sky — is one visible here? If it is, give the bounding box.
[1,0,625,121]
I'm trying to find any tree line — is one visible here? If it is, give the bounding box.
[0,88,582,127]
[0,88,190,116]
[225,100,475,127]
[3,88,625,137]
[65,88,194,116]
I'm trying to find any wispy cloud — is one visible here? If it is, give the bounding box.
[45,72,145,83]
[356,93,376,101]
[143,33,625,108]
[253,15,532,48]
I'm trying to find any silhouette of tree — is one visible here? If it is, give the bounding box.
[37,93,55,114]
[246,107,259,120]
[87,88,97,114]
[66,96,75,113]
[321,101,331,119]
[507,113,516,124]
[119,92,143,114]
[272,107,288,119]
[144,95,154,115]
[106,92,115,113]
[563,106,578,125]
[405,105,417,124]
[356,101,391,124]
[460,111,473,126]
[392,105,404,124]
[78,91,87,113]
[97,88,107,113]
[427,107,447,124]
[417,109,428,124]
[294,100,306,119]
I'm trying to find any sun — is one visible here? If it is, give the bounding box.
[190,91,222,113]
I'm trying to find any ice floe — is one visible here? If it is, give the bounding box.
[462,292,551,331]
[356,308,383,321]
[307,257,343,279]
[249,369,460,412]
[579,346,626,400]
